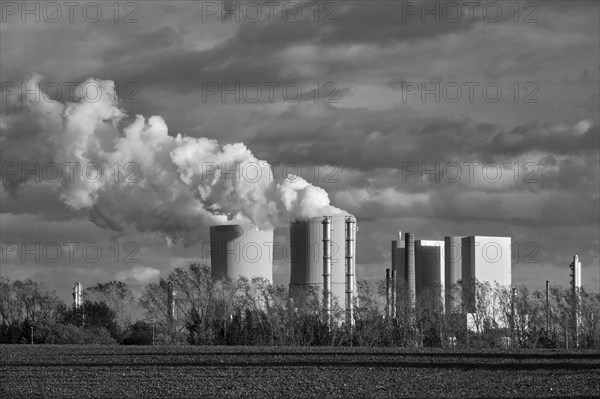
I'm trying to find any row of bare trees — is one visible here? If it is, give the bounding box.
[139,263,600,348]
[2,265,599,348]
[0,277,132,344]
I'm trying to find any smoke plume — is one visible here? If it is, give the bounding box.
[0,76,345,245]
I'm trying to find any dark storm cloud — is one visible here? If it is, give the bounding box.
[488,123,600,157]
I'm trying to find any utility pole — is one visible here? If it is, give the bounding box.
[152,324,155,346]
[30,326,33,345]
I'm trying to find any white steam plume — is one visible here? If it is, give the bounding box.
[1,76,345,245]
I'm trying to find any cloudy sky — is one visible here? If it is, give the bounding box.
[1,1,599,305]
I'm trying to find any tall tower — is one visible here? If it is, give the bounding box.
[570,254,582,348]
[344,216,356,327]
[404,232,416,308]
[72,282,84,326]
[167,281,175,322]
[322,216,332,326]
[72,282,83,310]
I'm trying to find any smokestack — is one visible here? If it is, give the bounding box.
[345,216,356,327]
[322,216,332,326]
[72,282,83,310]
[167,281,175,322]
[570,255,582,348]
[405,232,416,308]
[386,268,391,320]
[391,269,396,319]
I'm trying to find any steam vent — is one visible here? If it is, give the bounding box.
[210,225,274,283]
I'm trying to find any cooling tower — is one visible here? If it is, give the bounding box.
[444,236,463,313]
[210,225,273,283]
[289,215,356,311]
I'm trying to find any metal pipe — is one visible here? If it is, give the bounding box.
[73,282,83,310]
[73,282,84,326]
[345,216,355,327]
[322,216,332,326]
[167,282,175,322]
[545,280,550,333]
[570,255,582,348]
[511,288,518,346]
[386,268,391,320]
[405,232,416,308]
[391,269,396,319]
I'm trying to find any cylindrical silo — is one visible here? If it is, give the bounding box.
[289,215,354,311]
[444,236,462,313]
[210,225,273,283]
[405,232,416,308]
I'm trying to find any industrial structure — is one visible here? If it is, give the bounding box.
[461,236,512,313]
[385,233,512,322]
[404,233,416,308]
[444,236,463,313]
[289,215,357,325]
[72,281,83,310]
[570,254,582,347]
[72,281,84,326]
[167,281,175,322]
[415,239,445,312]
[209,225,274,283]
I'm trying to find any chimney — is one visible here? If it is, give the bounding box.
[345,216,356,327]
[405,232,416,308]
[322,216,332,326]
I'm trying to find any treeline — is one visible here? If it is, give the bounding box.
[1,263,599,348]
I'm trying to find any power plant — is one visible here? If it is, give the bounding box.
[209,225,274,283]
[207,215,357,326]
[204,219,585,339]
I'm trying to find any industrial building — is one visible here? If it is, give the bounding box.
[444,236,463,313]
[386,233,512,318]
[461,236,512,313]
[415,240,445,311]
[289,215,357,318]
[209,225,274,283]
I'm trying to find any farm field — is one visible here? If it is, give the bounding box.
[1,345,599,398]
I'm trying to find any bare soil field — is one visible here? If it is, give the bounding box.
[1,345,599,398]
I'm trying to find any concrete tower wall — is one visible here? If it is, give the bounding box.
[461,236,511,312]
[416,240,445,310]
[444,236,463,313]
[210,225,273,283]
